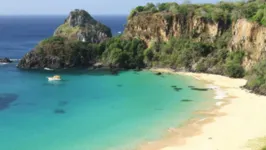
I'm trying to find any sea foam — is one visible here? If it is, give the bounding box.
[207,84,227,100]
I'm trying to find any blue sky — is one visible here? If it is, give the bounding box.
[2,0,219,15]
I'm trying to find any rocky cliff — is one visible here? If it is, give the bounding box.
[124,12,266,70]
[230,19,266,70]
[54,9,112,43]
[124,12,227,45]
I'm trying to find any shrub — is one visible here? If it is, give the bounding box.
[101,37,147,69]
[225,62,245,78]
[224,51,245,78]
[245,59,266,95]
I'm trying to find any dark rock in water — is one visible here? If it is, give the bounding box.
[54,109,66,114]
[117,84,123,87]
[181,99,193,102]
[0,58,12,63]
[172,86,182,92]
[0,93,18,111]
[174,87,182,92]
[155,72,162,75]
[190,87,209,91]
[58,101,68,107]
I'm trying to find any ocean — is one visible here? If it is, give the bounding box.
[0,16,216,150]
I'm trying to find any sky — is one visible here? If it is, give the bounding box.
[1,0,220,15]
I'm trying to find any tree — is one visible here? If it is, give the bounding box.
[169,3,179,13]
[144,3,156,11]
[135,6,145,12]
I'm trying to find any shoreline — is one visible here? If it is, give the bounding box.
[138,68,266,150]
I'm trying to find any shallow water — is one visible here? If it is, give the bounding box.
[0,64,215,150]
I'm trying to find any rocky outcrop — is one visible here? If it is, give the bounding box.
[54,9,112,43]
[17,51,63,69]
[17,37,99,69]
[18,9,112,69]
[124,12,227,45]
[230,19,266,70]
[0,58,12,63]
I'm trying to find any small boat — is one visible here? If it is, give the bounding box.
[47,75,61,81]
[44,67,54,71]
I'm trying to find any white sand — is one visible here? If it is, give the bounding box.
[141,68,266,150]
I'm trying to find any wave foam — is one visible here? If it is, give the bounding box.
[207,84,227,100]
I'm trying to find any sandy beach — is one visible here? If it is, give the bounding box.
[140,68,266,150]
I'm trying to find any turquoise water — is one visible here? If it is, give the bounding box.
[0,64,215,150]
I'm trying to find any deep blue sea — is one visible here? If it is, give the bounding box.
[0,16,215,150]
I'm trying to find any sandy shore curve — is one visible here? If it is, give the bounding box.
[139,68,266,150]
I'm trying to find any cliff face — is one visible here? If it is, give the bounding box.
[54,9,112,43]
[230,19,266,69]
[124,13,226,45]
[124,13,266,70]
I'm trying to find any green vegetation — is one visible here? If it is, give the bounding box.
[142,37,245,78]
[32,36,147,69]
[245,59,266,95]
[35,36,100,67]
[129,1,266,26]
[143,38,214,69]
[224,51,245,78]
[100,37,147,69]
[55,24,80,37]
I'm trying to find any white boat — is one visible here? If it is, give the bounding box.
[47,75,61,81]
[44,67,54,71]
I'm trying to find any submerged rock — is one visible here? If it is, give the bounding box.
[155,72,162,76]
[117,84,123,87]
[0,93,18,111]
[174,87,182,92]
[181,99,193,102]
[190,87,209,91]
[54,109,66,114]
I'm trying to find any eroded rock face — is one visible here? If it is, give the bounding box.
[124,13,266,71]
[123,13,226,45]
[54,9,112,43]
[17,51,62,69]
[230,19,266,70]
